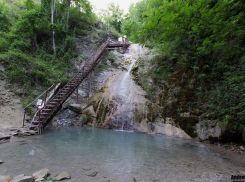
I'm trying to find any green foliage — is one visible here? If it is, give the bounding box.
[99,3,124,33]
[0,0,96,107]
[124,0,245,126]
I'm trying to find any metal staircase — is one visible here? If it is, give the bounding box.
[23,40,129,133]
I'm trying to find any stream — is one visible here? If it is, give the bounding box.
[0,127,245,181]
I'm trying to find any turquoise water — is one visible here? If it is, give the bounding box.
[0,127,244,181]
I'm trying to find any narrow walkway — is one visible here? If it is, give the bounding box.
[23,40,129,133]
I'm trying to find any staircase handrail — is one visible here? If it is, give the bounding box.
[23,83,56,110]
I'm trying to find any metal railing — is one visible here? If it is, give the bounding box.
[22,83,57,127]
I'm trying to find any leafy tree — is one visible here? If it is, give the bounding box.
[123,0,245,128]
[99,3,124,33]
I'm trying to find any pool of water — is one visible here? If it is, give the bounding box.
[0,127,244,181]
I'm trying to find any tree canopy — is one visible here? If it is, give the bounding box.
[122,0,245,128]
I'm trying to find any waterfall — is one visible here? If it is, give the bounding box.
[119,59,137,99]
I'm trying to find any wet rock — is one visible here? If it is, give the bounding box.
[86,171,98,177]
[32,168,49,179]
[152,122,191,139]
[83,105,96,122]
[0,133,11,140]
[25,130,38,135]
[11,174,34,182]
[134,119,151,133]
[79,114,87,125]
[82,167,92,171]
[0,160,3,164]
[55,172,71,181]
[0,175,12,182]
[68,104,83,113]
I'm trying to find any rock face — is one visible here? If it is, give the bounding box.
[68,104,83,113]
[56,172,71,181]
[196,120,225,141]
[80,44,191,139]
[11,174,34,182]
[0,77,23,130]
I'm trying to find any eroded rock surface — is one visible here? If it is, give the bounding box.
[32,168,49,180]
[55,172,71,181]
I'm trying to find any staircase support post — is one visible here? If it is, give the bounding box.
[76,87,78,103]
[22,108,26,127]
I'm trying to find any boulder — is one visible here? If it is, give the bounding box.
[55,172,71,181]
[153,123,191,139]
[196,120,224,141]
[0,175,12,182]
[11,174,34,182]
[32,168,49,179]
[68,104,83,113]
[79,114,87,125]
[0,160,3,164]
[134,119,151,133]
[82,106,96,123]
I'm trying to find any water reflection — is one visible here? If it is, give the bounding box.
[0,127,244,181]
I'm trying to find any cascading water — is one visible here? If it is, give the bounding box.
[98,44,149,131]
[112,52,139,130]
[120,59,137,98]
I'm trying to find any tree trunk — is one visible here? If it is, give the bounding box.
[66,0,70,32]
[65,0,70,49]
[51,0,56,54]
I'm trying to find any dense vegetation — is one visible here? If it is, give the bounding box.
[122,0,245,132]
[99,3,124,33]
[0,0,96,105]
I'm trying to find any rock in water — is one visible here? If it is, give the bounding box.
[11,174,34,182]
[56,172,71,181]
[0,175,12,182]
[82,167,92,171]
[86,171,98,177]
[0,160,3,164]
[32,168,49,179]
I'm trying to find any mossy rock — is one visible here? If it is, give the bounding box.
[177,117,199,137]
[79,114,87,125]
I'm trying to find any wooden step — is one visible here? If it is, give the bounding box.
[42,109,53,111]
[32,121,41,124]
[40,113,51,115]
[45,105,59,108]
[52,99,63,101]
